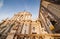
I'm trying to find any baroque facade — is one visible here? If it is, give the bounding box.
[0,11,54,39]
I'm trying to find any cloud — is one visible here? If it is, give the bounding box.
[0,0,4,8]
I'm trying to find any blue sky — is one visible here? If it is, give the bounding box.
[0,0,40,21]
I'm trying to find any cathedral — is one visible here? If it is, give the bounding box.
[0,11,54,39]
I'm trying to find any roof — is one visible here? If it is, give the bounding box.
[15,11,32,16]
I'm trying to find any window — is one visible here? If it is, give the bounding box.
[33,27,35,31]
